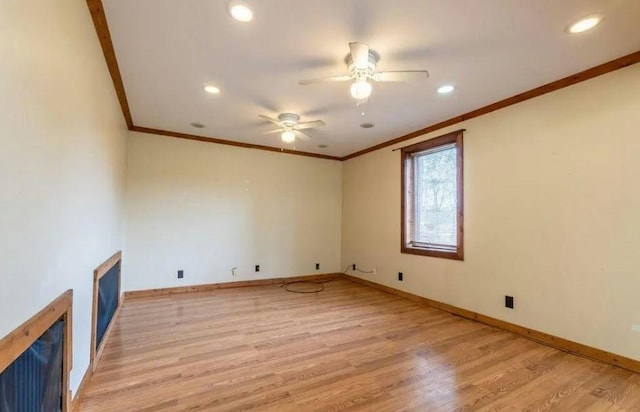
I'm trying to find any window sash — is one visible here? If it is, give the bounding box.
[412,146,457,247]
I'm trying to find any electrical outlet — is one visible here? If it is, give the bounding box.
[505,296,514,309]
[315,263,320,270]
[372,267,376,275]
[255,265,260,272]
[632,324,640,332]
[177,270,184,279]
[352,264,356,271]
[231,267,238,277]
[398,272,403,281]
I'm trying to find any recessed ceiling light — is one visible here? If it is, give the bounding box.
[204,85,220,94]
[360,122,375,129]
[190,122,205,128]
[567,15,603,34]
[229,1,253,22]
[437,84,455,94]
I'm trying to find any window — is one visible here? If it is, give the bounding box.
[401,130,464,260]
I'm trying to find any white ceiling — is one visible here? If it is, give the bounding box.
[103,0,640,157]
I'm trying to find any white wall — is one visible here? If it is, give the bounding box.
[0,0,127,394]
[125,132,342,291]
[342,63,640,361]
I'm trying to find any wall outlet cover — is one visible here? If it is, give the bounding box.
[177,270,184,279]
[398,272,403,281]
[505,295,514,309]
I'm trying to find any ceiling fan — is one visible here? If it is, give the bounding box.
[299,42,429,103]
[259,113,326,143]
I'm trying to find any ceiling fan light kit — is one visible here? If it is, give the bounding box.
[350,79,373,99]
[280,130,296,143]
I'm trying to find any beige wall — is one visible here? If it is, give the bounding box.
[125,132,342,291]
[342,63,640,360]
[0,0,128,394]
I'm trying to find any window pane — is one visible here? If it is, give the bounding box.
[413,146,457,247]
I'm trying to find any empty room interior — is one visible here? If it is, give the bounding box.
[2,0,640,411]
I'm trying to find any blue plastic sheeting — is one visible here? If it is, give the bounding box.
[96,261,120,349]
[0,319,64,412]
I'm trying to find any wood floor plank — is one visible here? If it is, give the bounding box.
[77,279,640,411]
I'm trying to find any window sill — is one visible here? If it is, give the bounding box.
[401,246,464,261]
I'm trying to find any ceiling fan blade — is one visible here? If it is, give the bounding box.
[373,70,430,82]
[265,129,283,134]
[295,120,326,130]
[258,115,282,126]
[294,130,311,141]
[298,75,352,85]
[349,42,370,70]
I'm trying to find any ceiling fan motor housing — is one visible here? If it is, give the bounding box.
[278,113,300,127]
[345,49,380,78]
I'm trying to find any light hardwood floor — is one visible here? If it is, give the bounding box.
[78,279,640,411]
